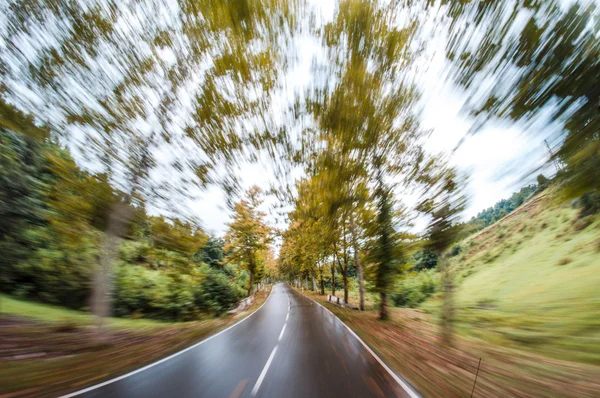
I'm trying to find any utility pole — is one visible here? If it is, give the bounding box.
[544,139,561,174]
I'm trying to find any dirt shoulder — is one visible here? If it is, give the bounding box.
[294,288,600,398]
[0,287,272,398]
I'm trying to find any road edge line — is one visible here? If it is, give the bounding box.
[60,285,276,398]
[290,287,421,398]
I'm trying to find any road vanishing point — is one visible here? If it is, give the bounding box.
[62,283,419,398]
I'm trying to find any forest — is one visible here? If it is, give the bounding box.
[1,101,275,320]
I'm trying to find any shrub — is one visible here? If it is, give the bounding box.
[575,192,600,218]
[195,266,244,315]
[537,174,549,189]
[449,244,462,257]
[119,240,151,263]
[391,270,440,308]
[412,249,438,271]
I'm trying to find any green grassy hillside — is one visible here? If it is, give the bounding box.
[422,187,600,364]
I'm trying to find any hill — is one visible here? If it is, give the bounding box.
[421,186,600,364]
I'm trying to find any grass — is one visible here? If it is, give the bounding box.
[420,187,600,364]
[1,294,169,329]
[295,288,600,398]
[1,287,272,397]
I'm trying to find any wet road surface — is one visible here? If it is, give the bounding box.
[64,283,418,398]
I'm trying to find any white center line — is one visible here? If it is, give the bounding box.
[285,312,289,322]
[278,324,287,341]
[251,345,278,396]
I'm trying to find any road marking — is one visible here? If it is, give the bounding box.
[285,312,289,322]
[251,345,278,396]
[229,379,248,398]
[59,286,277,398]
[278,323,287,341]
[290,287,421,398]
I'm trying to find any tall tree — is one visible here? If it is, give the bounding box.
[0,0,300,328]
[299,0,425,319]
[417,162,466,346]
[224,186,272,296]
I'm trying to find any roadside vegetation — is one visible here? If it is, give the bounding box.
[289,182,600,396]
[298,288,600,398]
[1,0,598,397]
[1,287,271,397]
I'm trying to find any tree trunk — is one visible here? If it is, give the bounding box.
[331,257,336,296]
[311,270,317,291]
[350,217,365,310]
[334,243,348,303]
[379,291,389,320]
[319,268,325,295]
[343,237,348,304]
[440,258,454,347]
[248,270,254,297]
[342,267,348,304]
[91,202,131,339]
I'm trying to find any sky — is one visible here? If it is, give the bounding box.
[0,0,563,238]
[196,0,557,236]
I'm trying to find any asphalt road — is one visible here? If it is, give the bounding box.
[65,283,418,398]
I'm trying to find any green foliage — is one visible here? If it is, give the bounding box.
[0,123,246,321]
[391,270,439,308]
[197,236,226,268]
[224,186,272,295]
[412,249,438,271]
[466,184,538,233]
[575,192,600,218]
[537,174,549,190]
[113,263,244,321]
[119,240,152,264]
[421,188,600,364]
[449,244,462,258]
[0,130,46,286]
[150,216,208,257]
[194,265,245,315]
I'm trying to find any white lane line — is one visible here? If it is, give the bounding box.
[251,345,278,396]
[291,288,421,398]
[285,312,289,322]
[60,286,277,398]
[278,324,287,341]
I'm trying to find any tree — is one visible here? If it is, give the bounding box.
[413,249,439,271]
[436,0,599,201]
[417,163,466,347]
[0,0,300,330]
[298,0,425,319]
[224,186,272,296]
[197,236,226,268]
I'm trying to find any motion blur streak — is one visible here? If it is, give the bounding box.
[1,0,599,397]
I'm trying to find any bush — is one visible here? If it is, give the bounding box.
[10,227,98,309]
[391,270,439,308]
[449,244,462,257]
[537,174,549,190]
[195,266,244,315]
[114,264,198,321]
[576,192,600,218]
[114,263,245,321]
[119,240,151,263]
[412,249,438,271]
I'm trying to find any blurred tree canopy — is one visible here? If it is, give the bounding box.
[0,118,249,318]
[438,0,599,200]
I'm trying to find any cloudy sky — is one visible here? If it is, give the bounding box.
[1,0,561,237]
[196,0,557,236]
